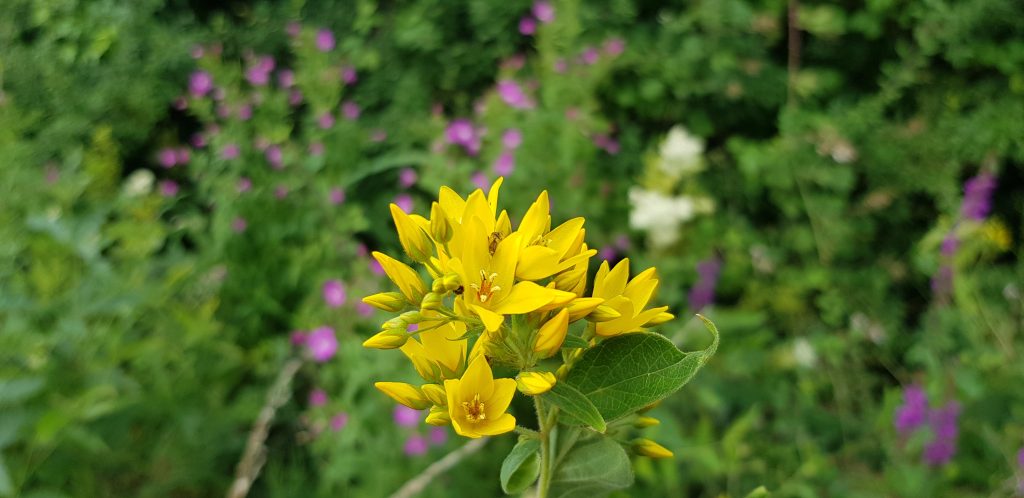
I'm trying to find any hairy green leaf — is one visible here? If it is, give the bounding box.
[500,438,540,495]
[549,437,632,498]
[541,383,606,432]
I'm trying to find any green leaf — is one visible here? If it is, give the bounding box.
[500,438,540,495]
[0,454,12,496]
[0,377,44,407]
[561,335,590,349]
[565,318,719,422]
[541,383,606,433]
[549,437,632,498]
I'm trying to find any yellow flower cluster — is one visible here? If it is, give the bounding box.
[363,179,673,438]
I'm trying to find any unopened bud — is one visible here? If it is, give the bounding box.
[586,304,622,322]
[375,382,432,410]
[390,204,434,263]
[495,210,512,237]
[382,316,407,330]
[429,202,453,244]
[420,292,444,311]
[634,416,661,428]
[632,438,674,459]
[516,371,557,395]
[554,266,587,291]
[425,405,451,426]
[420,383,448,406]
[566,297,604,322]
[362,292,406,313]
[642,311,675,327]
[533,308,569,358]
[363,329,409,349]
[399,310,425,324]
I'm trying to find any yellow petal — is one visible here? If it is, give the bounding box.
[390,204,434,263]
[472,304,505,332]
[485,378,518,419]
[623,278,659,311]
[372,251,427,304]
[515,245,560,281]
[474,413,516,436]
[517,191,550,244]
[566,297,604,321]
[493,281,561,315]
[438,186,466,223]
[534,308,569,357]
[545,217,585,256]
[461,355,495,401]
[487,176,504,217]
[516,371,557,395]
[375,382,431,410]
[595,258,630,300]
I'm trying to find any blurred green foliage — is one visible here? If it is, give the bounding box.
[1,0,1022,497]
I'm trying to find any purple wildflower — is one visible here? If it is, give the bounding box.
[290,330,307,345]
[394,194,413,213]
[399,168,418,188]
[309,142,325,156]
[221,143,240,160]
[265,145,284,169]
[309,389,327,407]
[330,412,349,431]
[429,427,447,446]
[329,187,346,205]
[404,435,428,456]
[286,21,301,37]
[237,177,252,193]
[369,259,385,276]
[393,406,421,428]
[274,185,289,199]
[342,66,358,85]
[231,217,248,233]
[532,1,555,23]
[157,148,177,168]
[237,104,253,121]
[894,385,929,435]
[960,172,997,221]
[493,152,515,176]
[246,66,270,86]
[190,133,206,148]
[288,89,304,106]
[342,101,360,120]
[315,29,335,51]
[519,17,536,35]
[687,257,722,311]
[318,112,335,129]
[598,246,617,262]
[497,80,532,109]
[306,326,338,363]
[278,70,295,88]
[471,171,489,190]
[159,180,179,197]
[580,47,599,65]
[553,59,568,73]
[923,402,961,466]
[603,38,626,56]
[502,129,522,149]
[189,71,213,97]
[323,279,347,308]
[357,301,375,317]
[445,119,481,155]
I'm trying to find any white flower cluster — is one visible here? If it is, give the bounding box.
[628,125,713,248]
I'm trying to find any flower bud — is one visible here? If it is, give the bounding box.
[533,308,569,358]
[425,405,451,426]
[399,310,425,324]
[363,329,409,349]
[429,202,452,244]
[566,297,604,321]
[586,304,622,322]
[374,382,432,410]
[554,266,587,291]
[420,383,448,406]
[632,438,674,458]
[634,416,661,428]
[382,316,407,330]
[390,203,434,263]
[642,311,675,327]
[420,292,444,311]
[362,292,406,312]
[516,371,557,395]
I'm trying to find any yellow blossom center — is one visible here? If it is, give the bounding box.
[530,234,551,247]
[469,270,501,303]
[462,393,486,423]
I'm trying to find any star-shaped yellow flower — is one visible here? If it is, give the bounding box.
[444,355,517,438]
[592,258,669,337]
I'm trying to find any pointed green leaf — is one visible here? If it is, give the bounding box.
[564,319,718,422]
[0,454,11,496]
[500,438,540,495]
[561,335,590,349]
[549,437,632,498]
[541,383,606,433]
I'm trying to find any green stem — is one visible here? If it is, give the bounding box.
[535,397,553,498]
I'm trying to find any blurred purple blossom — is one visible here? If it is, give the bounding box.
[894,384,929,435]
[404,435,428,456]
[289,89,304,106]
[429,427,447,446]
[323,279,347,308]
[231,217,248,233]
[357,302,375,317]
[445,119,481,155]
[371,129,388,142]
[158,148,177,168]
[158,180,179,197]
[497,80,532,109]
[237,104,253,121]
[603,38,626,56]
[190,45,205,59]
[190,133,206,148]
[306,326,338,363]
[502,129,522,150]
[532,1,555,23]
[278,70,295,88]
[960,172,996,221]
[369,259,385,276]
[342,66,358,85]
[189,71,213,97]
[553,59,568,73]
[399,168,418,188]
[316,29,336,52]
[173,148,188,164]
[221,143,240,160]
[329,187,346,205]
[519,17,536,36]
[394,194,414,213]
[309,389,327,407]
[290,330,307,345]
[237,177,252,193]
[330,412,349,431]
[580,47,600,65]
[274,185,289,199]
[265,145,283,169]
[318,112,335,129]
[471,172,489,190]
[342,101,361,120]
[688,257,722,311]
[393,406,421,427]
[309,142,325,156]
[923,402,961,466]
[493,152,515,176]
[286,21,301,38]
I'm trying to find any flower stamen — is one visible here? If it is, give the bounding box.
[468,269,501,303]
[462,393,486,423]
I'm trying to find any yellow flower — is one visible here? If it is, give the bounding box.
[372,251,427,305]
[592,259,669,337]
[633,438,674,458]
[515,191,597,281]
[516,371,557,395]
[362,291,406,312]
[444,355,517,438]
[375,382,432,410]
[400,321,467,382]
[451,220,574,332]
[425,406,452,426]
[390,203,434,263]
[533,308,569,358]
[362,328,410,350]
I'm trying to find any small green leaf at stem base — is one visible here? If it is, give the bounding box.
[500,438,541,495]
